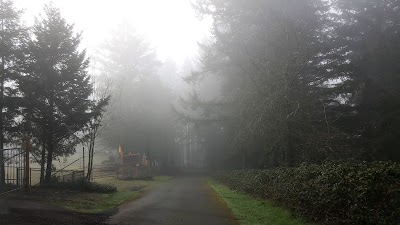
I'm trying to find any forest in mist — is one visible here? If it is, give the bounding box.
[179,0,400,169]
[1,0,400,185]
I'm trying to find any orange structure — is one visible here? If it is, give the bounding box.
[118,146,149,178]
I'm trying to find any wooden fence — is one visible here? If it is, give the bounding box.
[91,165,117,181]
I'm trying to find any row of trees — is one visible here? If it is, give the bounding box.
[0,1,108,184]
[178,0,400,168]
[90,21,179,167]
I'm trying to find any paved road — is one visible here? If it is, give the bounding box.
[108,176,237,225]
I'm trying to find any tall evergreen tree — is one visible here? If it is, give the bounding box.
[0,0,26,187]
[332,0,400,161]
[192,0,343,167]
[19,4,93,182]
[98,21,161,150]
[189,0,400,168]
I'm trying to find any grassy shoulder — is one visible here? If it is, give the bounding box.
[57,176,173,213]
[208,178,315,225]
[54,190,141,213]
[8,176,173,214]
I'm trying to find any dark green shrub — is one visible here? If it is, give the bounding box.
[83,181,117,193]
[122,176,153,181]
[215,161,400,225]
[41,179,117,193]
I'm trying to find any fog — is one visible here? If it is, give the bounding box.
[1,0,400,175]
[14,0,210,63]
[6,0,213,170]
[2,1,400,224]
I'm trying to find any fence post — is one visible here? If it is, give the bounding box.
[25,139,30,192]
[72,171,75,183]
[117,164,119,179]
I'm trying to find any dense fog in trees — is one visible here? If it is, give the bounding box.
[1,0,400,184]
[179,0,400,169]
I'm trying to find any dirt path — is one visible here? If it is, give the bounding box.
[108,176,237,225]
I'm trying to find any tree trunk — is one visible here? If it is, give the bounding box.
[44,141,53,183]
[89,138,94,180]
[0,67,4,188]
[44,94,55,183]
[86,132,94,181]
[0,14,5,188]
[40,138,46,184]
[86,142,91,180]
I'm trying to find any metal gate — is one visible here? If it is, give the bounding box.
[0,148,27,194]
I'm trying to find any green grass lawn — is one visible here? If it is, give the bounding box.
[95,176,172,191]
[54,191,142,213]
[55,176,173,213]
[9,176,173,213]
[209,179,316,225]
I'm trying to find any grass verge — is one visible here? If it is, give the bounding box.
[55,191,141,213]
[8,176,173,213]
[56,176,173,213]
[208,178,315,225]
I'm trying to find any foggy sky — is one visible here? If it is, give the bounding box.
[13,0,211,65]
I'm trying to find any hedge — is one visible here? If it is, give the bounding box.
[215,161,400,225]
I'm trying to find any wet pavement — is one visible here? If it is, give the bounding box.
[0,176,237,225]
[108,176,237,225]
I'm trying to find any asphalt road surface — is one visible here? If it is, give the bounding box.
[108,176,238,225]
